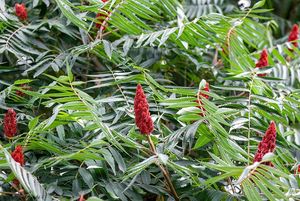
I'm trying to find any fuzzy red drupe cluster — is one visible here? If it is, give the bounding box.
[16,84,31,97]
[253,121,276,166]
[11,145,25,186]
[95,12,110,31]
[196,82,210,116]
[11,145,25,166]
[3,108,17,138]
[134,84,154,135]
[15,3,27,21]
[288,24,299,49]
[95,0,110,30]
[255,49,269,77]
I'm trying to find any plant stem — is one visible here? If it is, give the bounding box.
[146,135,156,153]
[0,191,18,195]
[247,77,254,165]
[146,135,179,201]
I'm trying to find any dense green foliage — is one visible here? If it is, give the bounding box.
[1,0,300,200]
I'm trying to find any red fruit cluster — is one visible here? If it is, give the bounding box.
[134,84,154,135]
[3,108,17,138]
[288,24,299,48]
[199,82,209,99]
[255,49,268,77]
[16,84,31,97]
[95,12,110,31]
[295,165,300,175]
[253,121,276,166]
[196,82,210,116]
[11,145,25,166]
[11,145,25,186]
[295,165,300,176]
[15,3,27,21]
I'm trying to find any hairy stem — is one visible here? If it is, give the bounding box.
[146,135,179,201]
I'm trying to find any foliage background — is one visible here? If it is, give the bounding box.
[0,0,300,200]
